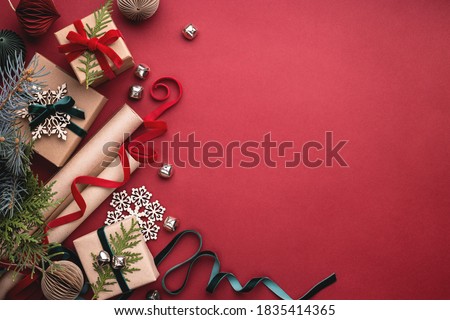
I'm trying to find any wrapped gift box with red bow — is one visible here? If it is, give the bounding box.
[54,9,134,88]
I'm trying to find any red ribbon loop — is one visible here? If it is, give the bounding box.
[58,19,124,80]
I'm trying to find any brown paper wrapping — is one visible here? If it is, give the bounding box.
[54,13,134,87]
[23,53,108,167]
[73,217,159,300]
[0,151,140,299]
[0,105,143,299]
[43,104,142,224]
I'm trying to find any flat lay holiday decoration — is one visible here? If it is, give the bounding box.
[1,0,449,301]
[9,0,60,36]
[18,53,107,167]
[55,0,134,88]
[0,78,182,299]
[73,217,159,300]
[105,186,166,241]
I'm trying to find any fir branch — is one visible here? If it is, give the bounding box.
[0,54,44,218]
[90,219,143,299]
[0,54,45,123]
[80,0,113,89]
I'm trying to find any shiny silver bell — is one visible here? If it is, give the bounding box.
[182,24,197,40]
[163,216,179,232]
[158,163,174,179]
[97,250,111,267]
[112,255,126,270]
[129,84,144,100]
[147,290,161,300]
[134,63,150,80]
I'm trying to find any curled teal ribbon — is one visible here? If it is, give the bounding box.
[28,96,87,138]
[152,230,337,300]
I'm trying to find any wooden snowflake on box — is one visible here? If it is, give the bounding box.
[19,83,73,141]
[105,186,166,241]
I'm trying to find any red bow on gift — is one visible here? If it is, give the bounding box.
[58,20,123,80]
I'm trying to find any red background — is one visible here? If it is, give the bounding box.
[1,0,450,299]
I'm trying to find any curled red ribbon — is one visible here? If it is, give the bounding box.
[58,20,124,80]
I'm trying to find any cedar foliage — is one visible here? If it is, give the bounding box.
[90,219,143,299]
[77,0,114,89]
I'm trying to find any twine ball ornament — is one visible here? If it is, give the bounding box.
[117,0,160,22]
[41,261,84,300]
[0,30,26,69]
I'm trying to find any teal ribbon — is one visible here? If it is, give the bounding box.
[152,230,337,300]
[28,96,87,138]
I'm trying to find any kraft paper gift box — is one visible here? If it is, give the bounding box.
[54,10,134,87]
[73,217,160,300]
[21,53,107,167]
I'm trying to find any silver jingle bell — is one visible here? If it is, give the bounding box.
[112,255,127,270]
[182,24,197,40]
[97,250,111,267]
[134,63,150,80]
[147,289,161,300]
[129,84,144,100]
[158,163,174,179]
[163,216,179,232]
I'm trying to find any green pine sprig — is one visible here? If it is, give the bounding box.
[77,0,114,89]
[90,219,143,300]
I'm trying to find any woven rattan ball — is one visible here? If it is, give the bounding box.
[41,260,84,300]
[117,0,159,22]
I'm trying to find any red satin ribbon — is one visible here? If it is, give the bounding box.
[58,20,124,80]
[6,78,182,300]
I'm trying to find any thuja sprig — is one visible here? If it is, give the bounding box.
[0,54,45,218]
[90,219,143,300]
[85,0,113,38]
[77,0,113,89]
[0,172,59,278]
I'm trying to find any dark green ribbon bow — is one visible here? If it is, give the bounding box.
[28,96,87,138]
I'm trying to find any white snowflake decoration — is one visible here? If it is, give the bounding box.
[19,83,75,141]
[105,186,166,241]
